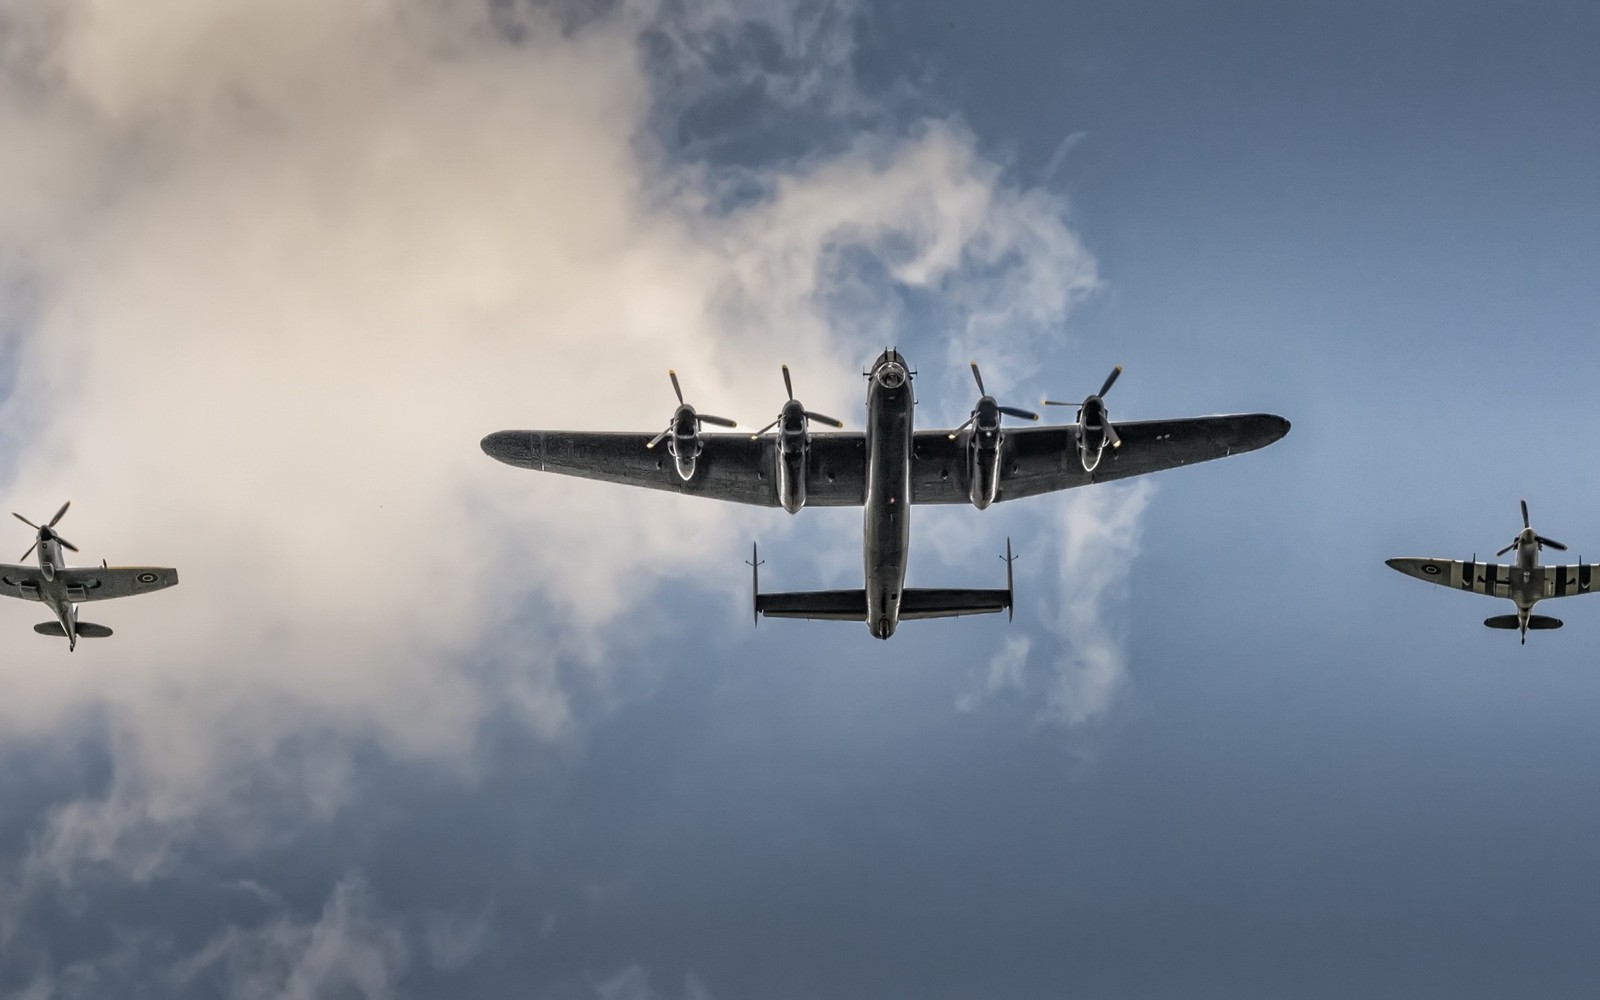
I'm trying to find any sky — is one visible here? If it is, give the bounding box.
[3,1,1600,996]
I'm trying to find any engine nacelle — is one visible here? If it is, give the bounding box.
[966,399,1003,509]
[1077,396,1110,473]
[968,440,1000,509]
[666,405,702,481]
[775,400,809,513]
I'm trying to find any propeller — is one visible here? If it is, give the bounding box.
[1043,365,1124,447]
[646,370,737,449]
[14,501,78,561]
[948,362,1040,439]
[1497,498,1566,557]
[750,364,844,438]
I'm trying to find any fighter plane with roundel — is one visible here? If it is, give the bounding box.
[0,502,180,650]
[1387,499,1600,644]
[482,351,1290,639]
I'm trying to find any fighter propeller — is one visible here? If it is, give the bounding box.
[645,370,737,451]
[1496,499,1567,557]
[750,364,844,439]
[14,501,77,562]
[948,362,1039,441]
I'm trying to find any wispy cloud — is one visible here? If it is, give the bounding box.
[0,0,1114,973]
[960,480,1154,726]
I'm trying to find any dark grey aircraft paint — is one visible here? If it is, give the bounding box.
[482,354,1291,639]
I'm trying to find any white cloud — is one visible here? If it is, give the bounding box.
[0,0,1103,891]
[960,480,1153,726]
[169,875,406,1000]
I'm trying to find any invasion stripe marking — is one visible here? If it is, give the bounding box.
[1582,563,1593,591]
[1557,563,1569,596]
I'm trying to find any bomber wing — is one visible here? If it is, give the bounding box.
[910,413,1291,504]
[1386,557,1600,600]
[481,430,868,507]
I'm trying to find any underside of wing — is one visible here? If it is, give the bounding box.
[58,566,180,601]
[1535,563,1600,599]
[0,564,46,601]
[482,430,867,506]
[910,414,1290,504]
[1387,558,1600,599]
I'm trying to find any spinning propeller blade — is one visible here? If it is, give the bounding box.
[669,369,685,405]
[754,365,842,435]
[1496,541,1517,558]
[968,362,1038,421]
[1538,536,1568,552]
[1100,365,1123,398]
[1521,498,1530,529]
[15,501,75,558]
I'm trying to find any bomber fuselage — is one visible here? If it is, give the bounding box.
[864,350,913,639]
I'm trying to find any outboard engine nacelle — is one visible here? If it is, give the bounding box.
[645,370,738,482]
[1044,366,1123,474]
[668,404,704,480]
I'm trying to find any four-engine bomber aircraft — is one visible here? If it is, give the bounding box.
[482,351,1290,638]
[0,502,180,650]
[1387,499,1600,644]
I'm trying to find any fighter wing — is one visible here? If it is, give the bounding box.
[55,566,180,601]
[910,414,1291,504]
[1386,558,1600,599]
[0,564,47,601]
[481,430,868,507]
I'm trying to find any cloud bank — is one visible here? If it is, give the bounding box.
[0,0,1123,985]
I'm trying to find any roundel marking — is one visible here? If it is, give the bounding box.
[136,571,159,584]
[1422,564,1441,575]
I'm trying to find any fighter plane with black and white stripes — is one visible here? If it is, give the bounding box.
[0,502,179,651]
[1386,499,1600,644]
[482,352,1290,639]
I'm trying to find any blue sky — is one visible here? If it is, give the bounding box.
[3,1,1600,997]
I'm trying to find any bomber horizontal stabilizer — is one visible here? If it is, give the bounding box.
[33,621,113,638]
[1483,614,1562,631]
[755,587,1011,623]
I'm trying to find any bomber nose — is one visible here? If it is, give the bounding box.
[875,362,907,389]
